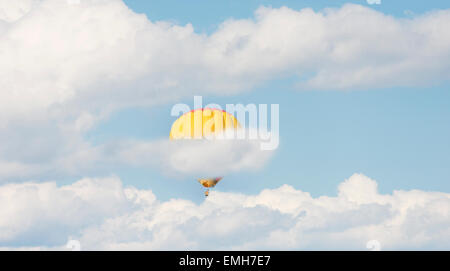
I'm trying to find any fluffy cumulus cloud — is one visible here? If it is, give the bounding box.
[1,174,449,250]
[111,138,274,177]
[0,135,274,181]
[0,176,132,247]
[1,0,450,119]
[0,0,39,22]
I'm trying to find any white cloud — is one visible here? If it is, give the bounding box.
[0,0,39,22]
[1,173,449,250]
[0,176,134,246]
[367,0,381,5]
[1,1,450,121]
[112,137,274,177]
[0,134,274,181]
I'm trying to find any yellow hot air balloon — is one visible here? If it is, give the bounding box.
[169,108,240,197]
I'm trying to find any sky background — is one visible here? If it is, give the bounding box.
[0,0,450,250]
[86,0,450,202]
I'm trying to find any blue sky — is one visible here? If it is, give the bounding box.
[77,0,450,202]
[124,0,450,32]
[89,81,450,202]
[1,0,450,250]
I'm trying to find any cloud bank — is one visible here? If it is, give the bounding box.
[0,136,274,181]
[112,138,274,177]
[1,174,449,250]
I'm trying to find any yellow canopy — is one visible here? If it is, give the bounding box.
[170,108,240,139]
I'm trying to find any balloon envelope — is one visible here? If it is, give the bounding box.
[170,108,240,139]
